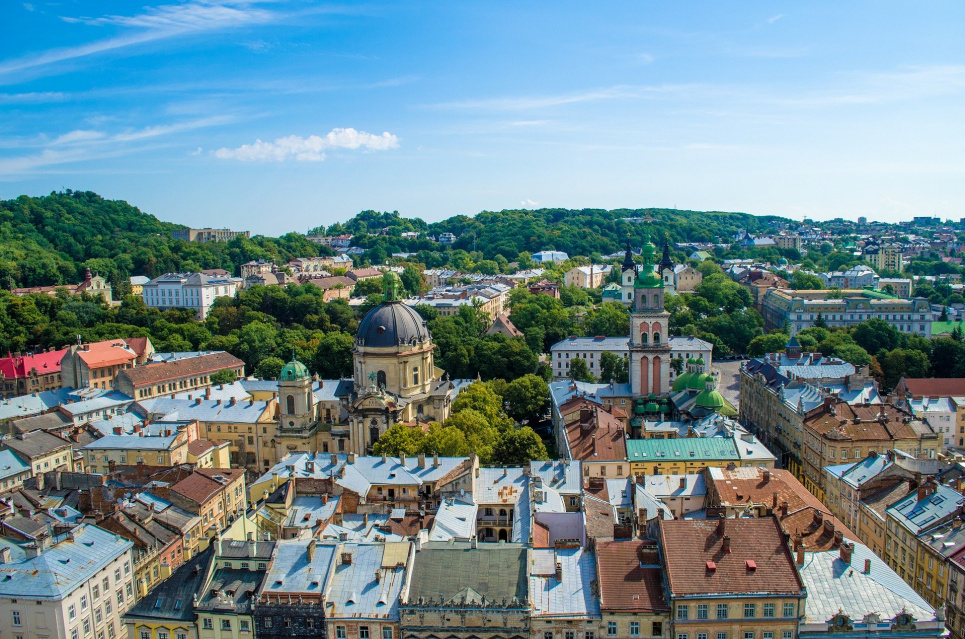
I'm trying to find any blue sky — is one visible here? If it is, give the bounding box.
[1,1,964,234]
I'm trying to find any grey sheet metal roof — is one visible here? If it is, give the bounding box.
[260,539,338,597]
[123,547,212,622]
[406,542,528,606]
[326,542,410,620]
[0,524,133,599]
[529,547,601,618]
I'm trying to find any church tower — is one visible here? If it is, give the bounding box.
[628,231,672,398]
[620,235,637,306]
[275,356,318,459]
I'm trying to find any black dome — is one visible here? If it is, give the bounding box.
[356,301,431,348]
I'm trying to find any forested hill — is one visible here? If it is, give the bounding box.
[2,191,793,291]
[0,191,330,291]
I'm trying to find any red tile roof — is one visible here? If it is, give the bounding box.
[706,467,857,552]
[0,349,66,379]
[187,439,226,456]
[75,340,138,368]
[564,404,626,462]
[660,518,805,596]
[803,401,921,442]
[596,540,669,612]
[899,377,965,398]
[118,352,244,387]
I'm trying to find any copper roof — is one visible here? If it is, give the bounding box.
[660,518,804,596]
[596,540,669,612]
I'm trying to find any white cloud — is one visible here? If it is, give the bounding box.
[213,128,400,162]
[520,199,539,208]
[52,129,106,145]
[638,53,655,64]
[767,14,785,24]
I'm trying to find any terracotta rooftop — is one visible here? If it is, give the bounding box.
[596,540,669,612]
[564,404,627,462]
[122,337,153,358]
[706,467,857,552]
[660,517,805,597]
[804,400,922,442]
[187,439,226,457]
[899,377,965,398]
[170,468,243,505]
[118,352,244,387]
[74,340,138,368]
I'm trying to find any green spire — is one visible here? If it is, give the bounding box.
[382,271,402,302]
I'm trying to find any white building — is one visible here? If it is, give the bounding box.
[908,396,957,451]
[0,524,136,639]
[532,250,569,265]
[141,273,235,320]
[549,335,713,381]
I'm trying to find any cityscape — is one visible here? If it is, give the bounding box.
[2,4,965,639]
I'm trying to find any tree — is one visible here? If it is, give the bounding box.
[353,278,383,297]
[491,427,549,465]
[210,369,238,385]
[451,381,506,425]
[878,348,931,390]
[930,338,965,378]
[790,272,824,290]
[443,409,499,462]
[583,302,630,336]
[312,331,354,378]
[851,319,900,355]
[599,351,629,383]
[503,374,550,423]
[833,343,872,367]
[814,313,828,329]
[373,424,424,456]
[254,356,285,380]
[568,357,596,382]
[747,332,789,357]
[419,423,469,457]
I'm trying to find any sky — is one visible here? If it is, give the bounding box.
[1,1,964,235]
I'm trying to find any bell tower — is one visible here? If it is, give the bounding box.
[628,228,672,398]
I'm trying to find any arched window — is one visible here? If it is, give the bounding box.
[653,332,661,345]
[286,395,295,414]
[377,370,387,388]
[641,330,648,345]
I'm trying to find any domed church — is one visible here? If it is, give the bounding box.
[347,272,458,453]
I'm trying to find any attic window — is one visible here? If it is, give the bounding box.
[275,580,283,586]
[174,599,182,610]
[706,561,717,572]
[155,598,163,609]
[745,560,757,571]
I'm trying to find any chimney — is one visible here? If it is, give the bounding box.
[347,453,356,464]
[113,426,123,435]
[36,472,45,491]
[555,562,563,581]
[780,501,789,519]
[917,484,928,501]
[812,509,824,526]
[679,477,687,490]
[863,558,872,574]
[833,530,844,547]
[433,453,439,467]
[470,536,478,549]
[331,454,338,465]
[824,519,835,535]
[195,398,202,405]
[399,453,406,466]
[762,469,771,483]
[341,551,352,566]
[721,536,732,553]
[307,539,316,562]
[375,570,381,583]
[716,513,726,537]
[792,533,802,551]
[796,544,805,566]
[417,453,426,468]
[322,494,329,505]
[772,491,778,510]
[839,541,854,565]
[229,397,236,406]
[363,513,369,527]
[0,547,10,563]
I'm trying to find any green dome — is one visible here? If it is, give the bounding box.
[660,403,671,413]
[634,402,646,415]
[688,372,713,391]
[648,393,658,400]
[695,388,726,410]
[672,371,694,392]
[644,401,659,413]
[696,356,705,366]
[686,356,697,365]
[279,358,310,381]
[634,267,663,289]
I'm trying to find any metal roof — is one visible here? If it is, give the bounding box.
[326,542,410,619]
[888,483,965,534]
[81,434,180,451]
[260,539,338,596]
[529,547,601,618]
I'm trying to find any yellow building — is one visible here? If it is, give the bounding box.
[661,518,805,639]
[195,538,274,639]
[187,439,231,468]
[597,540,671,639]
[81,431,189,474]
[626,433,775,477]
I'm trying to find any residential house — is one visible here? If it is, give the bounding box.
[122,547,213,639]
[81,432,190,474]
[1,430,74,476]
[0,449,31,493]
[172,227,250,243]
[115,351,246,400]
[141,273,237,320]
[529,546,601,639]
[0,348,66,398]
[195,539,274,639]
[596,540,670,639]
[10,268,113,303]
[564,265,612,289]
[61,339,143,390]
[323,542,411,639]
[253,539,337,639]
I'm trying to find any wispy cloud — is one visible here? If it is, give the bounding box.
[213,128,400,162]
[0,91,66,104]
[520,199,539,208]
[767,14,785,24]
[0,2,277,79]
[428,84,693,111]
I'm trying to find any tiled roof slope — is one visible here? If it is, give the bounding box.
[660,517,804,596]
[120,351,243,385]
[596,540,668,612]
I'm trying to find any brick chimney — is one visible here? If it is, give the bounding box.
[721,536,732,553]
[779,501,789,519]
[716,513,726,537]
[839,541,854,565]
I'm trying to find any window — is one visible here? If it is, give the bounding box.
[717,603,729,619]
[94,608,102,624]
[103,577,110,591]
[264,619,273,628]
[104,600,112,616]
[652,622,663,636]
[608,622,617,636]
[337,627,347,639]
[360,627,370,639]
[565,632,575,639]
[116,591,124,605]
[698,635,707,639]
[763,603,775,618]
[115,569,121,582]
[382,628,393,639]
[783,603,795,618]
[763,634,773,639]
[176,633,187,639]
[240,620,250,632]
[678,635,689,639]
[72,630,80,639]
[677,605,689,620]
[84,618,91,635]
[744,633,754,639]
[587,633,595,639]
[12,611,21,626]
[544,633,553,639]
[744,603,755,618]
[125,584,133,598]
[69,605,77,620]
[81,596,88,611]
[108,625,116,639]
[716,634,727,639]
[221,620,231,631]
[93,585,100,600]
[697,604,708,619]
[782,633,792,639]
[203,619,213,630]
[630,622,640,636]
[158,632,168,639]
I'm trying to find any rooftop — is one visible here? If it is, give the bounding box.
[595,540,668,612]
[326,542,411,619]
[405,542,528,607]
[529,547,600,618]
[118,351,243,386]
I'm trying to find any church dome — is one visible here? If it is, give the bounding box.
[688,372,713,391]
[280,358,310,381]
[672,371,694,392]
[356,301,430,348]
[695,388,726,410]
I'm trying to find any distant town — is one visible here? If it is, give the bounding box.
[2,200,965,639]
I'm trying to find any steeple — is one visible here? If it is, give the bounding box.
[621,233,636,272]
[658,234,674,273]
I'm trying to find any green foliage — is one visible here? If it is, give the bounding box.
[491,427,549,466]
[747,332,789,357]
[210,369,238,385]
[850,319,900,355]
[568,357,596,382]
[878,348,931,390]
[502,374,550,423]
[583,302,630,337]
[790,272,824,290]
[372,424,425,457]
[254,356,286,380]
[599,351,629,384]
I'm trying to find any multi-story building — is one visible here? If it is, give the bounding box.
[61,339,144,390]
[122,546,213,639]
[141,272,237,320]
[564,265,613,289]
[10,268,113,303]
[885,479,964,606]
[625,432,775,476]
[81,432,190,473]
[879,278,913,298]
[240,260,276,278]
[323,542,411,639]
[529,546,601,639]
[550,336,712,382]
[195,538,274,639]
[151,467,248,534]
[596,540,670,639]
[907,396,957,450]
[0,524,136,639]
[760,288,934,336]
[801,400,939,500]
[172,227,250,243]
[253,539,337,639]
[0,449,31,493]
[661,518,806,639]
[116,351,246,400]
[0,348,66,398]
[947,542,965,639]
[816,265,879,290]
[400,541,530,639]
[1,429,75,476]
[775,233,802,252]
[863,241,904,273]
